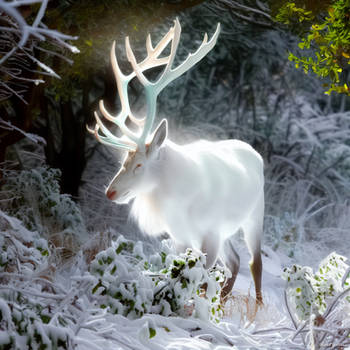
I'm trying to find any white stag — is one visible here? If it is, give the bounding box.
[88,19,264,304]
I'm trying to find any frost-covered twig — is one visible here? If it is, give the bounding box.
[0,0,79,102]
[284,289,298,329]
[322,286,350,319]
[0,285,66,300]
[0,117,47,144]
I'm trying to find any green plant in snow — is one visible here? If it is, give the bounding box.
[0,210,50,274]
[283,252,350,320]
[274,0,350,95]
[1,167,86,248]
[0,212,71,349]
[0,296,71,350]
[90,235,225,322]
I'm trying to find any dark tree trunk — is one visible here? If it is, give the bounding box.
[57,100,86,197]
[0,82,43,176]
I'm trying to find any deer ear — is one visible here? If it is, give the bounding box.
[147,119,168,157]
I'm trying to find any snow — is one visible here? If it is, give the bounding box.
[1,162,350,349]
[73,238,349,350]
[1,203,350,349]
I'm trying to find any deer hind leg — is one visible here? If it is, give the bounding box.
[221,238,240,302]
[241,194,264,306]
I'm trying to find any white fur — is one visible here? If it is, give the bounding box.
[128,138,264,254]
[97,19,264,301]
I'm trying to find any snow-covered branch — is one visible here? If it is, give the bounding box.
[0,0,79,103]
[0,117,46,144]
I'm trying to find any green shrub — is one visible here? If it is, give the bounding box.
[283,252,350,320]
[2,167,86,247]
[90,236,225,322]
[274,0,350,95]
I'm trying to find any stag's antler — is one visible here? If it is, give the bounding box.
[88,18,220,152]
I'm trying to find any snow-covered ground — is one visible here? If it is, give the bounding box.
[74,243,290,350]
[1,162,350,349]
[2,204,350,349]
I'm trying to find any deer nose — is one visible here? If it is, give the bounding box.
[106,189,117,200]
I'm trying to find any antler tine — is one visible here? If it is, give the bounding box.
[90,19,220,153]
[99,100,140,142]
[144,26,175,68]
[125,24,175,87]
[126,20,180,88]
[90,40,145,151]
[126,36,150,87]
[127,18,220,147]
[125,20,181,147]
[87,121,136,151]
[92,111,137,151]
[160,18,181,79]
[156,20,221,94]
[110,41,144,133]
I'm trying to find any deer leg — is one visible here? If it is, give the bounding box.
[199,232,220,295]
[174,241,191,254]
[201,232,220,269]
[250,252,263,305]
[242,194,264,306]
[221,238,240,302]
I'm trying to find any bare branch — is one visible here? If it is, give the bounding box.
[0,0,79,102]
[207,0,274,29]
[0,117,46,144]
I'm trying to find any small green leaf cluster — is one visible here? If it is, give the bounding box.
[90,238,152,318]
[0,208,51,274]
[283,252,350,320]
[0,296,70,350]
[275,2,315,24]
[0,231,49,274]
[275,1,350,95]
[152,248,224,321]
[0,213,70,349]
[90,236,225,322]
[2,167,86,244]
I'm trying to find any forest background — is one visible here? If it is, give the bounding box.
[0,0,350,349]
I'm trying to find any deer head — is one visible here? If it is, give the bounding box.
[88,19,220,203]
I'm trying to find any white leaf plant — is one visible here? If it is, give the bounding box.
[283,252,350,321]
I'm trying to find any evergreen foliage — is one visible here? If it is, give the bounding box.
[1,167,86,252]
[273,0,350,95]
[283,252,350,320]
[90,235,224,322]
[0,210,71,349]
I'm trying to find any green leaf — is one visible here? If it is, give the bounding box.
[149,328,156,338]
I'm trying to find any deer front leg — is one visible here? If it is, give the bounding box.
[174,241,191,254]
[199,232,220,296]
[201,232,220,269]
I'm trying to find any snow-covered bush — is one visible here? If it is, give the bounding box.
[283,252,350,320]
[0,0,78,102]
[0,296,71,350]
[1,167,86,252]
[0,210,73,349]
[0,210,50,275]
[90,235,224,322]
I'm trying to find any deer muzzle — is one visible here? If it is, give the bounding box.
[106,189,117,201]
